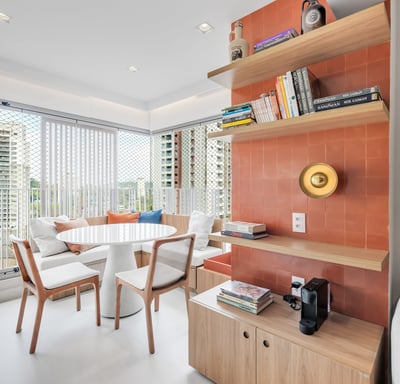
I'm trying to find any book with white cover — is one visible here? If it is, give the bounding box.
[224,221,266,234]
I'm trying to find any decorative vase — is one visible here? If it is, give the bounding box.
[229,21,249,62]
[301,0,326,34]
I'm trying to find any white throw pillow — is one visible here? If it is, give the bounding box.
[30,216,69,257]
[187,211,214,251]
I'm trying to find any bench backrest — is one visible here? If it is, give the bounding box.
[86,213,223,249]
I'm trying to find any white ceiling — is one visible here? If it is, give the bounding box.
[0,0,273,111]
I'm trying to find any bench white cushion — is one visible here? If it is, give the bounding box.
[34,245,109,270]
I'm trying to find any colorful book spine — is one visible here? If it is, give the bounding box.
[253,34,293,53]
[284,71,300,117]
[222,112,253,124]
[301,67,320,113]
[222,106,252,116]
[291,70,304,115]
[221,117,255,128]
[275,77,287,119]
[222,102,252,114]
[262,94,275,121]
[221,230,269,240]
[314,92,381,112]
[278,75,290,118]
[313,86,380,105]
[269,90,282,120]
[295,68,309,114]
[253,27,298,49]
[250,98,268,123]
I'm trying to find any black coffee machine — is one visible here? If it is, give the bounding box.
[299,277,329,335]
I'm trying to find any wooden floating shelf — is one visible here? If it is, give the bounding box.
[208,3,390,89]
[209,232,388,272]
[208,101,389,142]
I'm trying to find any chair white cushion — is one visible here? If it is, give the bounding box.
[116,263,184,290]
[187,210,214,251]
[30,216,69,257]
[40,262,99,289]
[141,240,222,267]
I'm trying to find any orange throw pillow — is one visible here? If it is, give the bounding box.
[55,218,94,254]
[107,211,140,224]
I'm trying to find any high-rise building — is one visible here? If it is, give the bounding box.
[0,121,30,268]
[151,122,231,217]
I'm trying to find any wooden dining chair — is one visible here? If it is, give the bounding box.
[114,232,195,354]
[10,235,101,353]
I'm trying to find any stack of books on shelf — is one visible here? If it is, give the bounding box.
[247,66,320,125]
[253,27,298,54]
[222,221,268,240]
[275,67,320,118]
[221,102,255,129]
[217,280,274,314]
[250,91,281,123]
[313,85,381,112]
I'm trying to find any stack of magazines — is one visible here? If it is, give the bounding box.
[222,221,268,240]
[217,280,274,314]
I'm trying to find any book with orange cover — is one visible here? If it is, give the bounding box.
[275,77,288,119]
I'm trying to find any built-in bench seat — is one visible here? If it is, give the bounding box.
[29,213,223,295]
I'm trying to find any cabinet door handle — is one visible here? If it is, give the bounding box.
[243,331,250,339]
[263,340,270,348]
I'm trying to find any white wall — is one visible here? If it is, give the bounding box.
[0,74,150,130]
[0,74,229,131]
[149,87,230,131]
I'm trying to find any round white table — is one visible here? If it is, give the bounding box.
[56,223,177,318]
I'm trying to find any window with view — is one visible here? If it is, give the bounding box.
[0,105,230,279]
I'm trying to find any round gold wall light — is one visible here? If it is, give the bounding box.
[299,162,338,199]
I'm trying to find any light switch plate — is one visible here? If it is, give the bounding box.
[292,212,306,233]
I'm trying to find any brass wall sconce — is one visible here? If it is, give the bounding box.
[299,162,338,199]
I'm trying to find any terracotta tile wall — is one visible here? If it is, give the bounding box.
[229,0,390,327]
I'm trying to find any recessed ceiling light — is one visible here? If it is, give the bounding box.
[128,65,139,72]
[0,12,10,23]
[196,22,213,34]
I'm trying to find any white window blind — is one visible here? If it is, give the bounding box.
[41,118,117,218]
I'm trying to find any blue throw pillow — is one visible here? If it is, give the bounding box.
[137,209,162,224]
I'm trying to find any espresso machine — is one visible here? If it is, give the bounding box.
[299,277,329,335]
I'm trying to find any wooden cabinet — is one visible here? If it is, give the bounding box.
[196,266,230,293]
[189,301,256,384]
[189,285,383,384]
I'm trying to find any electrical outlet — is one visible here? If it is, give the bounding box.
[292,212,306,233]
[291,275,305,297]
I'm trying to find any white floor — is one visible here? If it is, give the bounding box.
[0,289,212,384]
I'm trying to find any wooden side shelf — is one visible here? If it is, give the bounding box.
[208,101,389,142]
[208,232,388,271]
[208,3,390,89]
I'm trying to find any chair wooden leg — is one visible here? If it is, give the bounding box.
[30,297,45,354]
[94,280,101,326]
[154,295,159,312]
[16,287,29,333]
[144,299,155,354]
[114,281,122,330]
[75,286,81,311]
[184,286,191,315]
